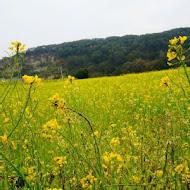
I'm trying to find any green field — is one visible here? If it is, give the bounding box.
[0,67,190,189]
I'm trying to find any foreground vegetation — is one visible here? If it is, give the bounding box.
[0,38,190,189]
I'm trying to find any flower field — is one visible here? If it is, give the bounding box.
[0,38,190,189]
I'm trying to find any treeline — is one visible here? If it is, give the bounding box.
[3,28,190,78]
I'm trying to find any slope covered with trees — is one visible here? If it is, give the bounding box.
[1,28,190,78]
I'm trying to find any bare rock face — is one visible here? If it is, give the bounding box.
[0,52,58,78]
[23,53,57,76]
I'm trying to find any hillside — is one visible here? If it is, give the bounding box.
[1,27,190,78]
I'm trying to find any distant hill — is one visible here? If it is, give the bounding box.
[1,27,190,78]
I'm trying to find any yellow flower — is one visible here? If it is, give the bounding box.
[22,75,41,85]
[22,75,35,84]
[4,117,10,123]
[1,134,7,145]
[116,154,123,162]
[34,75,42,85]
[93,131,99,137]
[102,155,109,163]
[179,36,187,44]
[81,184,87,189]
[20,44,26,50]
[167,51,177,61]
[11,141,17,150]
[169,37,178,45]
[49,93,65,108]
[175,164,184,174]
[110,137,120,147]
[156,170,163,177]
[161,76,170,88]
[11,41,16,45]
[133,176,140,183]
[54,156,67,167]
[9,41,26,55]
[0,166,4,171]
[67,75,75,83]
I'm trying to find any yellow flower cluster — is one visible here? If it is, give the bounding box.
[22,75,42,85]
[68,75,75,81]
[167,51,177,61]
[133,176,140,183]
[49,93,65,109]
[160,76,170,88]
[42,119,61,141]
[9,41,26,54]
[46,188,62,190]
[9,41,26,56]
[25,166,36,182]
[175,164,189,174]
[65,75,75,84]
[167,36,187,61]
[110,137,120,147]
[1,134,7,145]
[102,152,123,164]
[156,170,163,178]
[80,171,98,189]
[169,36,187,45]
[175,164,190,184]
[54,156,67,167]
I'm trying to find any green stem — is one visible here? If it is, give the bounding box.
[180,58,190,87]
[8,84,32,138]
[0,151,33,189]
[56,130,98,176]
[66,107,102,176]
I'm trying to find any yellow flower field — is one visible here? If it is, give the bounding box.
[0,38,190,189]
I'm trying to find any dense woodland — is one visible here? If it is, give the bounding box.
[1,27,190,78]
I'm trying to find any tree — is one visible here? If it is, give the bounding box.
[75,68,89,79]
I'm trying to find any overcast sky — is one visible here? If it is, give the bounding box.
[1,0,190,58]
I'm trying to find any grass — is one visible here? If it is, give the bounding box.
[0,68,190,189]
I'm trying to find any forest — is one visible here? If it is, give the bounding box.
[1,27,190,78]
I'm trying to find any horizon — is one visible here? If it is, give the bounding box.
[27,27,190,48]
[1,0,190,59]
[2,27,189,57]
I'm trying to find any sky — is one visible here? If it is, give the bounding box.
[1,0,190,58]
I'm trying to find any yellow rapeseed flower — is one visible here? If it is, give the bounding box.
[54,156,67,167]
[156,170,163,177]
[167,51,177,61]
[22,75,35,84]
[22,75,42,85]
[11,141,17,150]
[133,176,140,183]
[0,166,4,170]
[175,164,184,174]
[179,36,187,44]
[169,37,178,45]
[9,41,26,55]
[161,76,170,88]
[1,134,7,145]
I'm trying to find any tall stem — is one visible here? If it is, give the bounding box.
[0,151,33,190]
[8,84,32,138]
[181,58,190,87]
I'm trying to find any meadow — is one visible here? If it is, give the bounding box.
[0,39,190,190]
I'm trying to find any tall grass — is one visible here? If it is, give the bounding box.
[0,38,190,189]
